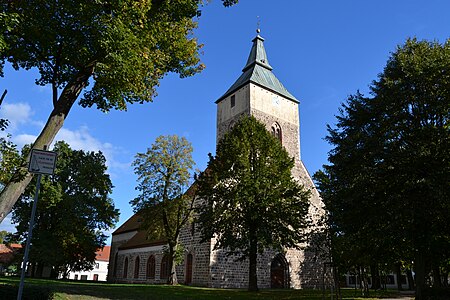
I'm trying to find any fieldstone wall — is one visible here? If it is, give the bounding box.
[177,218,212,287]
[216,85,250,141]
[114,247,167,284]
[108,231,137,282]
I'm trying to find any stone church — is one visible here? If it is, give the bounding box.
[107,32,325,289]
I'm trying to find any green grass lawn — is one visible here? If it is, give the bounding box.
[0,277,409,300]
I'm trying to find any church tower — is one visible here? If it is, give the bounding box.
[216,32,301,166]
[213,32,325,288]
[215,32,321,203]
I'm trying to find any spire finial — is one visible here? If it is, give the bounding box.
[256,16,260,34]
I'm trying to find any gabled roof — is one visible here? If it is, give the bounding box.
[95,246,111,262]
[0,244,22,264]
[216,34,298,104]
[112,183,197,250]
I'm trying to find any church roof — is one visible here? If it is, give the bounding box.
[112,213,142,235]
[216,34,298,103]
[118,230,166,250]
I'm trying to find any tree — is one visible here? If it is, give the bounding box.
[0,89,8,130]
[195,116,311,291]
[0,0,238,223]
[0,230,7,243]
[131,135,195,285]
[316,39,450,299]
[11,141,119,278]
[0,134,22,188]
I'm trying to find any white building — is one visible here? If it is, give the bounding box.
[68,246,110,281]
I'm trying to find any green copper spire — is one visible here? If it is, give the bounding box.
[217,32,298,103]
[242,35,273,72]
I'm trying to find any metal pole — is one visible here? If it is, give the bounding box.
[17,173,42,300]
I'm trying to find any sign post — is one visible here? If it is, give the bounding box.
[17,148,57,300]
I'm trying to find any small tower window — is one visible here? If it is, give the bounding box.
[230,95,235,108]
[271,122,282,144]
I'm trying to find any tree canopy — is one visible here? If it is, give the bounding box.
[196,116,311,291]
[11,141,119,278]
[0,0,237,223]
[131,134,196,285]
[315,38,450,299]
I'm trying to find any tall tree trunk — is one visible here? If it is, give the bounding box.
[370,264,381,290]
[168,242,178,285]
[333,265,342,300]
[415,252,427,300]
[0,63,94,223]
[406,268,415,290]
[248,232,258,291]
[432,265,442,288]
[395,262,403,291]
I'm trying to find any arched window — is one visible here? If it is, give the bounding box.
[147,255,155,279]
[113,252,118,277]
[160,254,170,280]
[123,257,129,278]
[271,122,282,143]
[134,256,140,279]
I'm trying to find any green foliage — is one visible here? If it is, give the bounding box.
[0,0,238,224]
[163,243,185,266]
[0,135,22,187]
[0,12,18,74]
[316,38,450,295]
[11,141,119,277]
[196,116,310,290]
[131,134,196,284]
[0,229,7,243]
[132,135,194,209]
[0,0,236,111]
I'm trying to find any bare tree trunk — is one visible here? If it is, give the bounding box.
[0,63,94,223]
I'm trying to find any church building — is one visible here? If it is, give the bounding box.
[107,32,325,289]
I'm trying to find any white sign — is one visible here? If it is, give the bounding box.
[28,149,57,175]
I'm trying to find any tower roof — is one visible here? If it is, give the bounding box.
[216,34,298,103]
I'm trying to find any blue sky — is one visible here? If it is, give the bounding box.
[1,1,449,241]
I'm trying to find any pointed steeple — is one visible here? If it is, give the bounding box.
[242,35,273,72]
[216,33,298,103]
